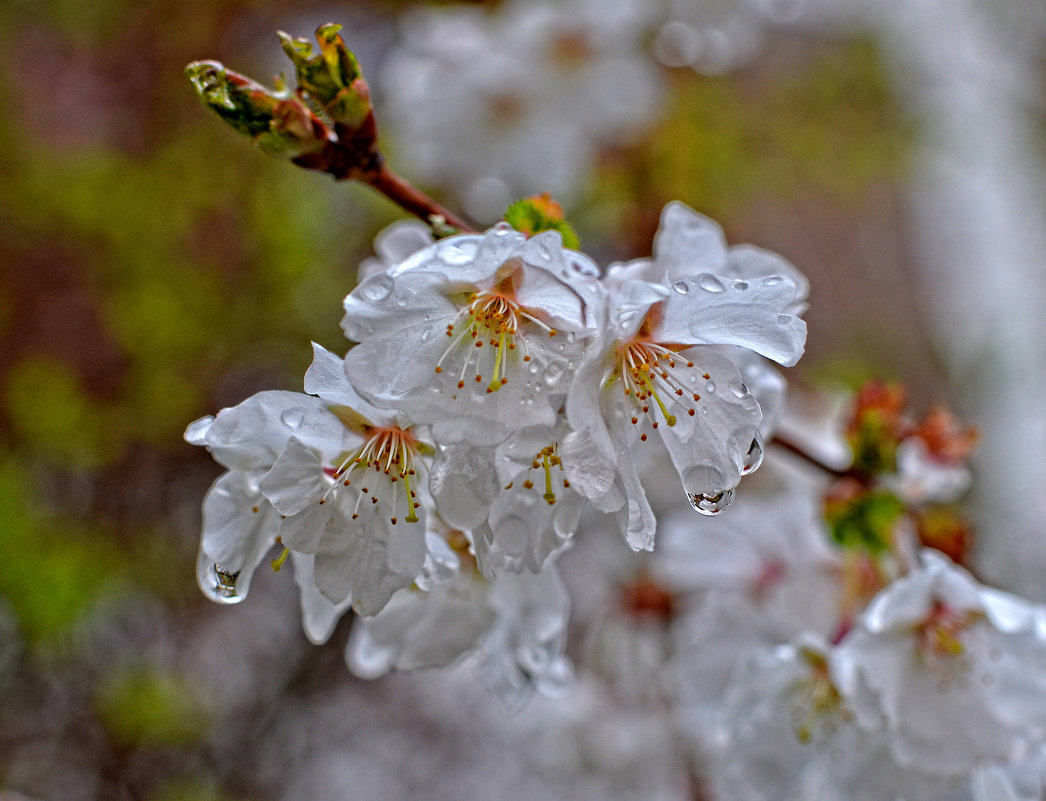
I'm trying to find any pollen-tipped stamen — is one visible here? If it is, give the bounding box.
[487,330,509,393]
[542,452,556,504]
[403,471,419,523]
[270,546,291,572]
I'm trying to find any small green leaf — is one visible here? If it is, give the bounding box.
[825,488,905,554]
[503,193,580,249]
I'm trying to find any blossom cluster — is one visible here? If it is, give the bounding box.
[187,202,1046,798]
[188,201,806,697]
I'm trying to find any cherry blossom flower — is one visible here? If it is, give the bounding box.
[185,389,346,604]
[832,551,1046,775]
[342,224,602,448]
[347,558,572,709]
[257,343,430,615]
[566,202,807,548]
[429,418,587,580]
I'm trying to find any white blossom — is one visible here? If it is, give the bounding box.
[832,551,1046,775]
[343,224,602,448]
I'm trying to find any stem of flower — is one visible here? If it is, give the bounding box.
[362,163,477,233]
[769,433,851,480]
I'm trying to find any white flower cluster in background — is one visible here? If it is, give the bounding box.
[377,0,819,220]
[380,0,664,219]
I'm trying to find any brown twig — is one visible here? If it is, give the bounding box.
[363,163,476,233]
[769,433,851,480]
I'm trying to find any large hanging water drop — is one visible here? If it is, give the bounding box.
[196,550,244,605]
[688,488,735,516]
[742,431,764,475]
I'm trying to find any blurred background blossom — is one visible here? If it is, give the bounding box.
[1,0,1045,799]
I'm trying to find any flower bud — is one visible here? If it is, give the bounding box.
[185,60,331,159]
[278,24,374,131]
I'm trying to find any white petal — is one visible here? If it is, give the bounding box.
[654,274,807,367]
[258,437,327,517]
[656,347,762,499]
[346,576,495,678]
[200,470,278,570]
[313,496,428,616]
[428,443,499,530]
[291,551,352,645]
[653,201,728,282]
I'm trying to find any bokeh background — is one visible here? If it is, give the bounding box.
[1,0,1044,799]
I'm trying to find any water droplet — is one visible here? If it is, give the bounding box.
[697,274,725,293]
[730,382,749,399]
[281,408,306,429]
[764,276,783,286]
[672,280,690,295]
[197,551,243,605]
[705,380,716,393]
[528,364,539,374]
[570,257,600,277]
[732,280,749,291]
[742,432,764,475]
[359,274,394,302]
[507,441,517,450]
[688,488,735,516]
[566,331,576,343]
[420,327,432,342]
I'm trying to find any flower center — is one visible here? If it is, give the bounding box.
[325,426,423,525]
[435,289,557,394]
[914,601,979,683]
[614,340,706,438]
[791,649,846,743]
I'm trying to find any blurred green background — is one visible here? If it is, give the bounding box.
[0,1,922,798]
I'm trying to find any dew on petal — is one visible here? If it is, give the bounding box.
[688,488,736,516]
[764,276,783,286]
[705,380,716,393]
[360,273,395,302]
[697,273,726,293]
[672,280,690,295]
[742,431,764,475]
[732,280,749,291]
[281,408,306,429]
